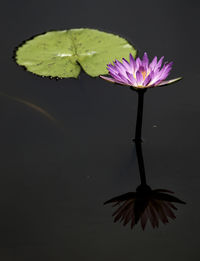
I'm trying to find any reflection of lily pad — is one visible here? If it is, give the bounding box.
[15,28,137,78]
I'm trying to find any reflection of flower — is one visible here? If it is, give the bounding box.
[100,53,181,89]
[104,185,185,230]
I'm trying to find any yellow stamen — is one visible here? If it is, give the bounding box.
[141,71,147,80]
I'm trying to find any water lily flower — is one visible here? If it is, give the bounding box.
[104,184,185,230]
[100,53,181,89]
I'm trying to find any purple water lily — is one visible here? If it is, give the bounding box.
[100,53,181,89]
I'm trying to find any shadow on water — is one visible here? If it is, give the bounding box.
[104,89,185,230]
[104,140,186,230]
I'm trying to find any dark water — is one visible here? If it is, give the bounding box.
[1,0,200,260]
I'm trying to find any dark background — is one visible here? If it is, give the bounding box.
[0,0,199,260]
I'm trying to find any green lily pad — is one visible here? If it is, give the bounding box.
[15,28,137,78]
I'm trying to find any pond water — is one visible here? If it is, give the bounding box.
[1,0,200,260]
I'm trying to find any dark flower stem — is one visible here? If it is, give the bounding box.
[134,89,146,142]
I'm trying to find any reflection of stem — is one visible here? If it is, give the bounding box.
[135,141,146,185]
[134,89,146,142]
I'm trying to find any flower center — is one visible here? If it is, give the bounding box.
[139,66,147,80]
[141,70,147,80]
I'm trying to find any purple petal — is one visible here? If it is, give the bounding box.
[159,71,170,82]
[122,58,133,74]
[122,57,129,64]
[100,75,130,86]
[151,79,162,86]
[139,66,145,73]
[163,61,173,71]
[157,77,182,87]
[100,75,116,83]
[107,63,116,71]
[142,52,149,69]
[135,57,142,70]
[109,71,126,83]
[118,72,132,85]
[107,65,119,75]
[113,60,128,77]
[149,56,157,70]
[156,56,164,70]
[114,60,126,71]
[126,72,137,86]
[147,65,166,86]
[129,53,136,71]
[143,71,153,86]
[162,61,173,72]
[158,62,173,81]
[136,71,144,85]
